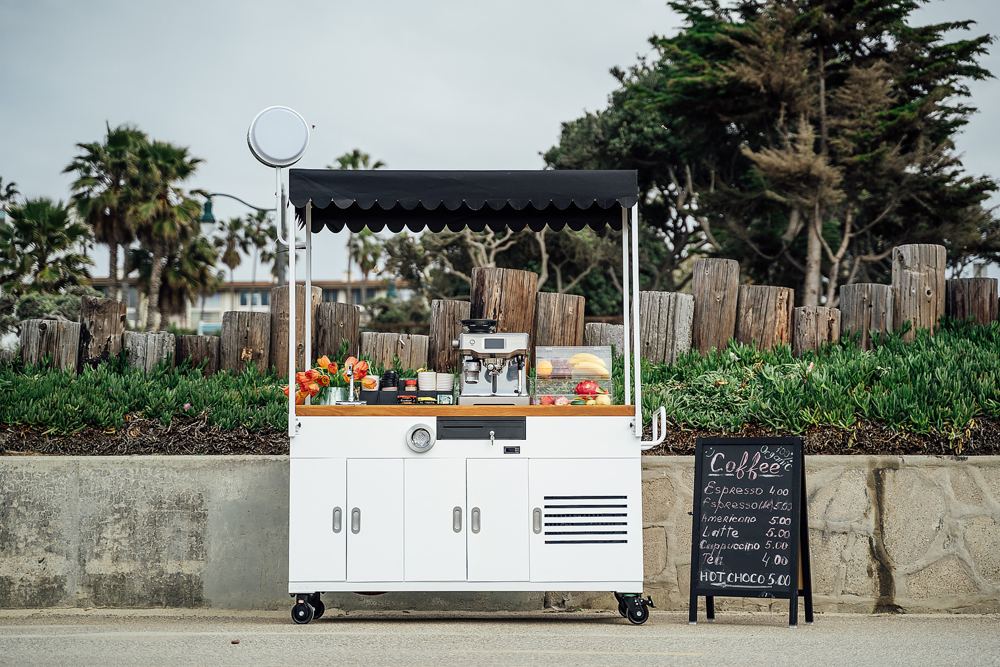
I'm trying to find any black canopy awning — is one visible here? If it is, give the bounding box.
[290,169,637,233]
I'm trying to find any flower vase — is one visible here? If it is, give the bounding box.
[325,387,346,405]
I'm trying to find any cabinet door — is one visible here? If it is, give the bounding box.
[288,458,346,583]
[467,459,529,581]
[529,459,642,583]
[346,459,403,582]
[404,458,466,581]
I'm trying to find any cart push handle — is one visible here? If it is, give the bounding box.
[622,205,668,451]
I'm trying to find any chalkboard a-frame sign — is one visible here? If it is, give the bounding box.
[688,437,814,627]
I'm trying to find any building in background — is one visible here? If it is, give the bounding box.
[91,278,394,333]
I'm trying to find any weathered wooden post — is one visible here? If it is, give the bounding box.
[122,331,175,372]
[946,277,999,325]
[20,319,81,372]
[691,258,740,354]
[221,311,270,373]
[175,335,221,374]
[470,267,538,338]
[534,292,586,347]
[428,299,471,372]
[892,244,946,340]
[639,291,694,364]
[793,306,841,356]
[270,284,321,375]
[360,331,429,370]
[78,296,126,369]
[313,301,362,360]
[735,285,794,350]
[583,322,625,351]
[839,283,893,349]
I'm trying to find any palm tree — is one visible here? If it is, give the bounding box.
[0,176,18,213]
[214,216,249,282]
[130,233,223,327]
[64,124,147,302]
[0,198,93,295]
[348,228,384,296]
[132,140,202,331]
[243,209,273,300]
[328,149,385,300]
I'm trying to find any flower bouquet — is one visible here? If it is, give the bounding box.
[283,354,370,404]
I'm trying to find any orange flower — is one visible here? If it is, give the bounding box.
[295,371,307,385]
[305,368,319,381]
[353,360,369,380]
[318,374,330,387]
[295,390,307,405]
[327,360,338,375]
[317,355,331,370]
[307,381,320,396]
[282,385,290,397]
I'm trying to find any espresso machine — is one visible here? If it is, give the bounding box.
[452,319,530,405]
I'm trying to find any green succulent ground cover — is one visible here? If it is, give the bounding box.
[1,320,997,453]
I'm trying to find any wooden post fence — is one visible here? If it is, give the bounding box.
[360,331,429,371]
[314,302,362,360]
[735,285,794,350]
[946,277,999,325]
[793,306,841,356]
[122,331,175,372]
[175,335,221,374]
[839,283,893,349]
[428,299,470,372]
[20,319,81,372]
[892,244,946,340]
[583,322,624,351]
[470,267,538,339]
[534,292,586,347]
[221,311,270,373]
[638,291,693,364]
[692,258,740,354]
[271,284,321,375]
[78,296,125,369]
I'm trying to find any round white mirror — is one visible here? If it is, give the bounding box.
[247,106,310,167]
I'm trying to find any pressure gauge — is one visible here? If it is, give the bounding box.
[405,424,435,454]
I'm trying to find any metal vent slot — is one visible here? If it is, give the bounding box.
[542,493,629,544]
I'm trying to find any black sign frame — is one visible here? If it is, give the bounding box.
[688,437,814,627]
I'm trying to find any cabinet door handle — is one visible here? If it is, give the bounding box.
[332,507,343,533]
[471,507,481,534]
[532,507,542,534]
[351,507,361,534]
[453,506,462,533]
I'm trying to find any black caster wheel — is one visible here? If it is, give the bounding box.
[291,600,315,625]
[623,595,653,625]
[617,601,628,618]
[309,593,325,620]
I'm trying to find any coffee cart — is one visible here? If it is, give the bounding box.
[282,169,667,624]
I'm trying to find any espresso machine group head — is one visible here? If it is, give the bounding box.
[451,319,530,405]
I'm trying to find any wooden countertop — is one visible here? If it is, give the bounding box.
[296,404,635,417]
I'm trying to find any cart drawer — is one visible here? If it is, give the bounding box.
[436,417,526,440]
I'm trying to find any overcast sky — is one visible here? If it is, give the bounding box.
[1,0,997,281]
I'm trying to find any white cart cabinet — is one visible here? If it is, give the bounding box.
[404,458,466,581]
[346,459,404,582]
[467,459,529,581]
[529,458,643,583]
[288,458,346,583]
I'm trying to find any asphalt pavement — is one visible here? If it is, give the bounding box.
[0,609,997,666]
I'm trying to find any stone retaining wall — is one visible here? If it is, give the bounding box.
[1,455,997,613]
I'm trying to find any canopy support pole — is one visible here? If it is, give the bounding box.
[304,203,313,403]
[630,203,642,438]
[282,168,297,438]
[621,209,631,407]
